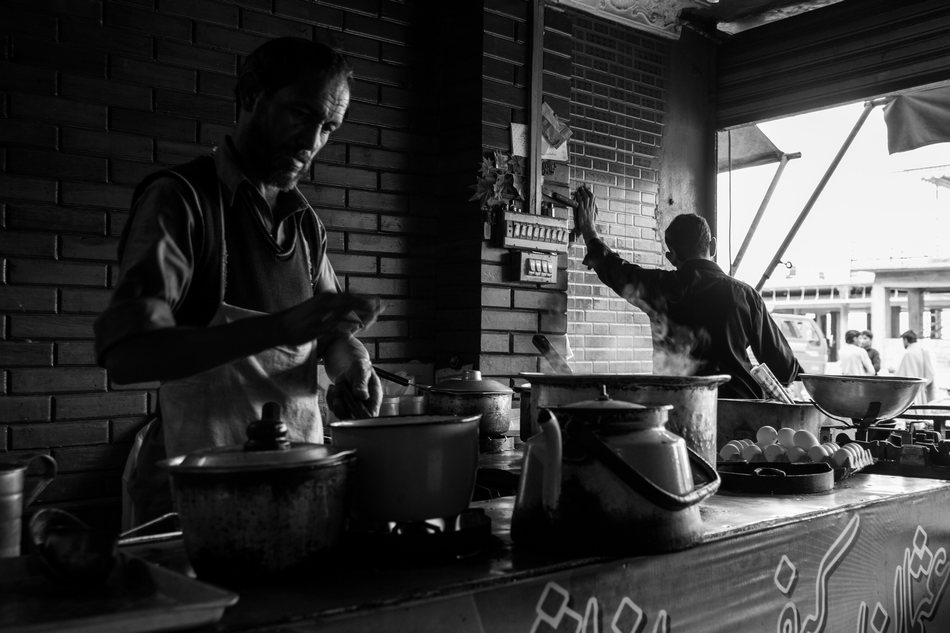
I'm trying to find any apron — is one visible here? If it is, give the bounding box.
[123,312,320,529]
[159,302,321,459]
[122,164,322,529]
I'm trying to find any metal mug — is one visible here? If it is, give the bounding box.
[0,454,57,557]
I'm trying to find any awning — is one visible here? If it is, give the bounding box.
[883,84,950,154]
[717,124,786,173]
[718,124,801,276]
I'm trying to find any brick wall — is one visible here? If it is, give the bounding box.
[432,1,576,385]
[0,0,445,527]
[565,11,671,373]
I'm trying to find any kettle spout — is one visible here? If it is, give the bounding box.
[537,409,562,514]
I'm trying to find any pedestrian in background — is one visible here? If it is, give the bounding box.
[858,330,881,375]
[838,329,875,376]
[897,330,937,404]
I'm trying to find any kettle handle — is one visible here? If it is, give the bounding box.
[566,420,719,511]
[536,409,562,513]
[22,454,58,507]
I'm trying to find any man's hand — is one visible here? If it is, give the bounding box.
[276,292,383,348]
[572,185,599,242]
[327,361,382,419]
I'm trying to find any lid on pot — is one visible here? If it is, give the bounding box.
[163,443,355,474]
[162,401,354,474]
[551,385,673,415]
[431,370,513,395]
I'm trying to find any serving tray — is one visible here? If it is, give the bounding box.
[0,554,238,633]
[716,462,835,494]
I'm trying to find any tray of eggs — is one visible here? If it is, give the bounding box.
[716,426,874,494]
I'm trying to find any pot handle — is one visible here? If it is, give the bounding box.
[566,421,719,511]
[22,454,58,507]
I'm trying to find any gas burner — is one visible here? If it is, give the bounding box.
[345,508,493,564]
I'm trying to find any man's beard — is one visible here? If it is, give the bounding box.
[264,156,310,191]
[246,117,311,191]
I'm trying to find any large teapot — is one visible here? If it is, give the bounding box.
[511,386,719,554]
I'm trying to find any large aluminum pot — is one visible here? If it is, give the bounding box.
[427,370,513,436]
[159,420,354,583]
[330,414,480,523]
[520,373,731,467]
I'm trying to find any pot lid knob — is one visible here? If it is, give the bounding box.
[245,402,291,452]
[557,385,672,414]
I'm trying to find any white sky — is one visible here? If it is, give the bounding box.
[716,101,950,287]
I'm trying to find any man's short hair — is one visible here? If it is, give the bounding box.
[845,329,860,344]
[901,330,918,343]
[235,37,352,109]
[665,214,711,260]
[860,329,873,340]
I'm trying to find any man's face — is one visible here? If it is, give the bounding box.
[240,72,350,190]
[857,334,870,349]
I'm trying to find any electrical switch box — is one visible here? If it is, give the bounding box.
[513,251,557,283]
[496,211,569,253]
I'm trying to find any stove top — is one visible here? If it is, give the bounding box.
[345,508,494,564]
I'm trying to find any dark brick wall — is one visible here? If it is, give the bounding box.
[566,11,671,373]
[0,0,683,526]
[435,0,576,384]
[0,0,445,526]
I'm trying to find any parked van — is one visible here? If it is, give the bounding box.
[771,313,828,375]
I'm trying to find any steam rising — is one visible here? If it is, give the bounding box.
[618,282,704,376]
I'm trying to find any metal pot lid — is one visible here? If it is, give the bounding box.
[162,443,355,475]
[431,370,513,395]
[552,385,673,414]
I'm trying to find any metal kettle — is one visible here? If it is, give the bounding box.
[511,386,720,554]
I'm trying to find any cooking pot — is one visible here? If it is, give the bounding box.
[428,371,512,436]
[520,373,731,467]
[330,414,480,523]
[373,367,513,437]
[511,388,719,554]
[159,403,355,582]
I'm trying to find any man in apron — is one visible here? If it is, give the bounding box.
[94,37,382,527]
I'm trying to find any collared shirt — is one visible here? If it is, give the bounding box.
[583,237,801,399]
[838,343,875,375]
[95,138,339,360]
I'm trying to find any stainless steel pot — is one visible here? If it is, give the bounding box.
[159,403,355,582]
[520,373,731,467]
[428,370,514,436]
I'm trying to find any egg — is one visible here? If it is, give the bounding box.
[793,429,820,449]
[832,449,852,468]
[764,443,787,462]
[785,446,807,463]
[719,443,741,461]
[777,427,797,448]
[808,445,830,463]
[741,444,765,462]
[756,425,779,445]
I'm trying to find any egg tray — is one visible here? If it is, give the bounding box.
[716,460,867,494]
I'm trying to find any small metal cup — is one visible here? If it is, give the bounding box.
[0,454,57,557]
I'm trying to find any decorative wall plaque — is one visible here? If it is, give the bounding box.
[553,0,713,39]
